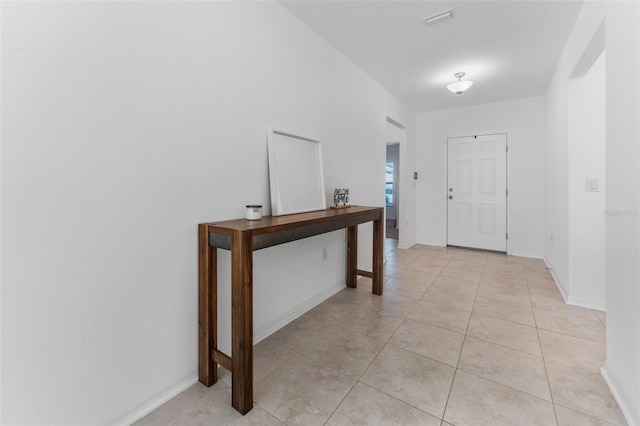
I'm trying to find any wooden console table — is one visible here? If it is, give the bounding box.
[198,206,384,414]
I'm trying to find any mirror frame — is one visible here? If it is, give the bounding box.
[267,129,327,216]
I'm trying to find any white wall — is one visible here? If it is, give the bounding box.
[545,59,570,292]
[567,54,606,309]
[545,2,640,424]
[0,2,415,425]
[415,96,545,258]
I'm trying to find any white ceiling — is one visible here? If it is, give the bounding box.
[281,1,583,112]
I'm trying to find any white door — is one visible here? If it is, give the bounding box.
[447,134,507,252]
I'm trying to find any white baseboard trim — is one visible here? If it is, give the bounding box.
[510,252,544,259]
[414,240,446,248]
[602,364,639,426]
[544,258,569,301]
[109,279,346,426]
[543,259,606,311]
[251,279,346,345]
[218,279,347,355]
[566,296,606,311]
[109,369,198,426]
[397,237,417,250]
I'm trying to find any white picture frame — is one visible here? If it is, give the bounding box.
[267,129,327,216]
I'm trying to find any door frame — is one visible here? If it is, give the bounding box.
[445,132,511,253]
[385,116,408,248]
[386,142,400,239]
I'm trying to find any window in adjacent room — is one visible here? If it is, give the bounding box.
[385,161,394,206]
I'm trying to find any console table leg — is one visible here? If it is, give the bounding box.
[198,225,218,386]
[231,230,254,415]
[346,226,358,288]
[372,216,384,295]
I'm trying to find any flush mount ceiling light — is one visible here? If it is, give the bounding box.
[446,72,473,94]
[423,9,453,25]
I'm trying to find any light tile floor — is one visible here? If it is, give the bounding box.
[136,241,625,426]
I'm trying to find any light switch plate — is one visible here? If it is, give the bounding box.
[586,178,600,192]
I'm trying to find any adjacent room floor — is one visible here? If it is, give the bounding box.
[136,240,623,425]
[385,219,398,240]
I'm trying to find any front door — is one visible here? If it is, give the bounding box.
[447,134,507,252]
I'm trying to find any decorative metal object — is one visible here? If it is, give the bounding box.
[333,189,349,206]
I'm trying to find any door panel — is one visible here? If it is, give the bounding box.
[447,134,507,252]
[458,160,472,193]
[457,202,472,232]
[479,159,496,193]
[479,203,496,234]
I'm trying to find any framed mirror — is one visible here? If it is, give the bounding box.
[267,129,327,216]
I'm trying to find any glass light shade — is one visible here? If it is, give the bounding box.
[446,80,473,94]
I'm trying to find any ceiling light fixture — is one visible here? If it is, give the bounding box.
[447,72,473,94]
[423,9,453,25]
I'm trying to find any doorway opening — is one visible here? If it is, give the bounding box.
[386,143,399,239]
[385,117,405,246]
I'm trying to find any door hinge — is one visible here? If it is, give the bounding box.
[506,233,509,240]
[506,145,509,152]
[506,189,509,196]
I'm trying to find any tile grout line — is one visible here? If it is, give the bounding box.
[441,249,488,425]
[441,367,460,424]
[321,375,359,426]
[464,252,488,336]
[322,250,444,423]
[529,272,560,426]
[452,253,567,413]
[385,340,459,369]
[328,248,454,423]
[369,246,471,422]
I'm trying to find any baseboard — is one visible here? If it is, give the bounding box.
[566,296,606,311]
[414,239,446,248]
[543,259,606,311]
[510,252,544,259]
[397,237,416,250]
[601,364,640,426]
[109,280,346,426]
[217,279,346,354]
[251,279,346,345]
[544,258,569,301]
[108,369,198,426]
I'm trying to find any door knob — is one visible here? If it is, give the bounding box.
[449,195,453,200]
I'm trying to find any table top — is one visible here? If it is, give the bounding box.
[200,206,383,234]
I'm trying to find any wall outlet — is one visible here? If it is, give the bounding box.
[322,247,327,261]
